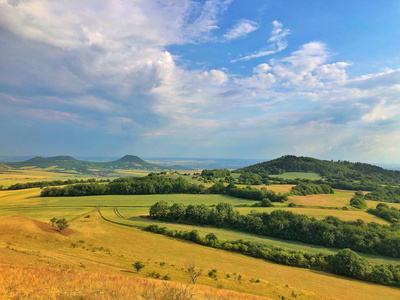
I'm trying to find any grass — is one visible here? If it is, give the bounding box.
[0,264,266,300]
[269,172,322,180]
[1,175,400,298]
[0,169,81,188]
[100,206,399,265]
[1,214,400,299]
[1,188,397,265]
[288,189,356,207]
[235,207,390,224]
[11,193,258,208]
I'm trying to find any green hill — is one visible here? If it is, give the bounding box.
[235,155,400,184]
[4,155,168,175]
[0,163,13,172]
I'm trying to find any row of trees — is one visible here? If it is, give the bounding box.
[40,174,287,203]
[364,186,400,203]
[41,175,206,197]
[149,201,400,258]
[144,225,400,287]
[8,178,108,190]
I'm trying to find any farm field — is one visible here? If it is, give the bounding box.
[100,206,400,265]
[0,169,82,188]
[235,206,390,224]
[288,189,355,207]
[1,213,400,300]
[1,188,398,266]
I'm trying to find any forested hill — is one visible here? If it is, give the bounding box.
[4,155,168,174]
[235,155,400,184]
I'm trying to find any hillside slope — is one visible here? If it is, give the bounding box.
[235,155,400,184]
[3,155,168,174]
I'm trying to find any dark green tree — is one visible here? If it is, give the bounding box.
[133,261,145,273]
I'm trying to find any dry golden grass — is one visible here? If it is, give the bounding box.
[288,189,356,207]
[0,169,79,188]
[1,214,400,299]
[0,264,269,300]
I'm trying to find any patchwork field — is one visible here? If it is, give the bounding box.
[1,177,400,299]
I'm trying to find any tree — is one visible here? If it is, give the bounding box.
[133,260,145,273]
[149,201,169,218]
[184,261,203,284]
[350,196,367,209]
[205,233,218,246]
[56,218,69,231]
[50,217,58,227]
[329,249,370,279]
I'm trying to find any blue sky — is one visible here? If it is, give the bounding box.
[0,0,399,163]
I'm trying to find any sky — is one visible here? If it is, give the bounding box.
[0,0,400,164]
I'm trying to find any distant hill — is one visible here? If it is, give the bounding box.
[235,155,400,184]
[4,155,169,175]
[0,163,13,171]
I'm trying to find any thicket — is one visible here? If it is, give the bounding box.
[144,225,400,287]
[201,169,230,180]
[368,203,400,224]
[291,183,334,196]
[8,178,108,190]
[364,186,400,203]
[149,202,400,258]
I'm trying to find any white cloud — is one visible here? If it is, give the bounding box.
[223,19,259,40]
[231,20,290,62]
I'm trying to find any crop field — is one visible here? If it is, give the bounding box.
[288,189,356,207]
[235,206,390,225]
[1,213,399,299]
[1,174,400,299]
[0,169,80,188]
[268,172,322,180]
[100,206,400,265]
[114,169,151,177]
[236,184,295,194]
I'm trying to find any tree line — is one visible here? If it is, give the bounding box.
[149,201,400,258]
[40,174,287,203]
[144,225,400,287]
[368,203,400,224]
[41,174,205,197]
[8,178,109,190]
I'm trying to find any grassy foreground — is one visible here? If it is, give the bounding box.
[0,264,267,300]
[1,213,400,299]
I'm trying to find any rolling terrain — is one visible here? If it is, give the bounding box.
[235,155,400,184]
[1,155,169,176]
[1,157,400,299]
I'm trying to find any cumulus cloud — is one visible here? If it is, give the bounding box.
[231,20,290,62]
[0,1,399,162]
[223,19,259,40]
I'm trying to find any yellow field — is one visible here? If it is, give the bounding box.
[235,207,390,225]
[288,189,355,207]
[1,214,399,299]
[0,169,81,188]
[240,184,295,193]
[0,264,267,300]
